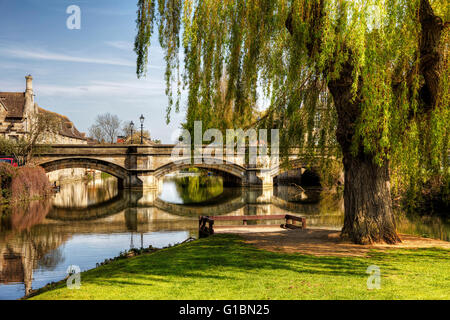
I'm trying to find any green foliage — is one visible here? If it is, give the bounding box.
[0,137,52,163]
[173,173,223,203]
[0,163,16,201]
[0,137,26,160]
[100,172,113,179]
[135,0,449,205]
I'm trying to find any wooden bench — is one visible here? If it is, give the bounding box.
[199,214,306,237]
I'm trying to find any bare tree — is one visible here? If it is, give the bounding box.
[0,111,60,162]
[88,124,105,143]
[88,113,121,144]
[121,122,134,140]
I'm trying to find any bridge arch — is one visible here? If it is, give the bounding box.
[153,158,247,185]
[269,159,308,177]
[39,158,130,184]
[270,159,321,186]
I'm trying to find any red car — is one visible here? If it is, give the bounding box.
[0,158,18,167]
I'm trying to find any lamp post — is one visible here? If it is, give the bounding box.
[139,114,145,144]
[130,121,134,144]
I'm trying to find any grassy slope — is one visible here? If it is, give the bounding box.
[30,234,450,300]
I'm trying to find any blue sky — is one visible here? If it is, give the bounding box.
[0,0,184,143]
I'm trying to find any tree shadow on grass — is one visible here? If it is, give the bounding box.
[31,234,449,299]
[84,234,414,285]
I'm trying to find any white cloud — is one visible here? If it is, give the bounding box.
[2,47,134,66]
[105,41,134,51]
[88,7,136,17]
[33,79,165,97]
[0,46,163,69]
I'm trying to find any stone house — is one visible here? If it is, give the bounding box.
[0,75,87,144]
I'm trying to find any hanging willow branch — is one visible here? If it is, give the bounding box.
[134,0,449,210]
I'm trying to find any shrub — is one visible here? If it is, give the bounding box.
[0,164,51,203]
[0,163,17,201]
[11,166,52,201]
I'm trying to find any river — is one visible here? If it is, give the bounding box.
[0,172,448,299]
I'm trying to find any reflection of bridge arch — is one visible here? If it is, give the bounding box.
[153,188,246,216]
[39,158,129,184]
[46,187,249,221]
[154,159,247,181]
[271,195,321,215]
[46,192,130,221]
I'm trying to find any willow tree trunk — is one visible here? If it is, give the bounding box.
[340,151,400,244]
[328,59,401,245]
[285,7,401,244]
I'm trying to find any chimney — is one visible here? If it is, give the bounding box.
[25,75,33,94]
[24,75,35,117]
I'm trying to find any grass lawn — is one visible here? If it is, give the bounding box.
[29,234,450,300]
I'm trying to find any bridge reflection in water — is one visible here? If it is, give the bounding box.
[0,173,448,300]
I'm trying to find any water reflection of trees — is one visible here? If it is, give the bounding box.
[0,200,51,233]
[396,213,450,241]
[172,174,224,204]
[52,177,118,208]
[37,247,65,271]
[1,206,68,295]
[0,227,68,294]
[0,200,68,294]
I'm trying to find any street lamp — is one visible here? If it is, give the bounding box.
[130,121,134,144]
[139,114,145,144]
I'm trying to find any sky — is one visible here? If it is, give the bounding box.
[0,0,185,143]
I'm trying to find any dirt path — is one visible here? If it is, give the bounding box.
[215,227,450,257]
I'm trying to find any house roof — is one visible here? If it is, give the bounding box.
[0,92,26,118]
[1,88,86,141]
[38,107,86,140]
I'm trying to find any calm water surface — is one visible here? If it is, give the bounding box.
[0,173,448,299]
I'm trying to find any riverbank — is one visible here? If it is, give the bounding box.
[27,233,450,300]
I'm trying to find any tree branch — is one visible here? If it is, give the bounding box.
[417,0,445,111]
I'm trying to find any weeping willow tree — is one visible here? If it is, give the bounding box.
[135,0,449,244]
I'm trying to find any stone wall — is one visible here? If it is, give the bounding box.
[46,168,92,183]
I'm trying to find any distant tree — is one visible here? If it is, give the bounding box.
[29,111,61,144]
[121,122,134,140]
[121,122,154,144]
[88,113,121,144]
[0,137,19,157]
[88,125,105,143]
[129,130,151,144]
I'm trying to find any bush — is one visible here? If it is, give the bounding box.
[0,163,17,201]
[11,166,52,201]
[0,164,51,203]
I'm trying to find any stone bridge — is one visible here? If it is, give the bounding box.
[34,144,320,190]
